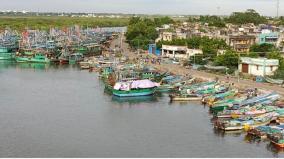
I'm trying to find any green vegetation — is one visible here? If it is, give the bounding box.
[225,9,267,25]
[199,16,226,28]
[265,51,284,79]
[153,17,174,27]
[126,16,173,50]
[189,55,207,65]
[0,16,129,31]
[266,51,284,70]
[249,43,277,52]
[245,52,259,58]
[214,50,238,68]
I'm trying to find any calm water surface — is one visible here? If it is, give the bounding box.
[0,61,283,157]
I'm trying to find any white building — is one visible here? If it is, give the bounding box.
[161,45,202,59]
[238,57,279,76]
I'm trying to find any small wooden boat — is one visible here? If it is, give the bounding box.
[79,61,90,69]
[215,112,275,131]
[169,94,202,101]
[271,140,284,148]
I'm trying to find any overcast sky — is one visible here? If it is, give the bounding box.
[0,0,282,16]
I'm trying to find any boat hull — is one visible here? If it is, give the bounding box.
[29,58,50,63]
[170,97,202,101]
[0,53,15,60]
[112,88,155,97]
[15,57,30,63]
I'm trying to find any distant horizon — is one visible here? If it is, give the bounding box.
[0,10,275,18]
[0,0,282,17]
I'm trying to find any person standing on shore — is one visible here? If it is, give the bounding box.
[226,75,229,83]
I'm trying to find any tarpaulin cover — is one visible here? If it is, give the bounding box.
[114,80,160,90]
[131,80,160,89]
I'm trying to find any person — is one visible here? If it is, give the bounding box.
[254,88,258,97]
[226,75,229,83]
[215,76,219,82]
[202,96,206,106]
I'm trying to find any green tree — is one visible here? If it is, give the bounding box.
[226,9,267,25]
[266,51,284,70]
[214,50,239,68]
[249,43,276,52]
[244,52,259,58]
[199,15,226,28]
[126,17,174,49]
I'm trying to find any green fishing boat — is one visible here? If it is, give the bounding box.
[0,47,15,60]
[30,53,50,63]
[69,53,84,64]
[112,79,159,97]
[156,84,175,92]
[112,88,156,97]
[15,56,30,63]
[76,46,88,54]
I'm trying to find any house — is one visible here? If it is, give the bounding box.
[162,32,175,41]
[161,45,203,59]
[238,57,279,76]
[227,35,256,52]
[258,30,279,45]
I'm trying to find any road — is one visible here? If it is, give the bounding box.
[110,34,284,96]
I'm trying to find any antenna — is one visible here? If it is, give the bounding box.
[277,0,280,18]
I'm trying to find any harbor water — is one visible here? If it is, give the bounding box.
[0,61,283,158]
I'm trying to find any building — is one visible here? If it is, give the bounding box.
[228,35,256,52]
[238,57,279,76]
[161,45,202,59]
[258,30,279,45]
[162,32,175,41]
[148,44,161,56]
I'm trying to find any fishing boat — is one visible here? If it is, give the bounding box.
[236,92,280,108]
[156,84,175,93]
[205,89,238,105]
[69,53,84,64]
[215,112,276,131]
[211,98,245,115]
[270,131,284,148]
[248,125,284,139]
[169,94,202,101]
[15,56,30,63]
[29,53,50,63]
[216,105,277,119]
[112,79,159,97]
[0,47,15,60]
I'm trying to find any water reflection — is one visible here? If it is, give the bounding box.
[0,61,79,71]
[244,134,262,143]
[266,143,281,157]
[213,128,243,138]
[112,95,158,104]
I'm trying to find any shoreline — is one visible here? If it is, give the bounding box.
[110,35,284,97]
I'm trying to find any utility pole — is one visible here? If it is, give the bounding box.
[263,58,267,77]
[277,0,280,18]
[120,32,123,49]
[238,52,240,83]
